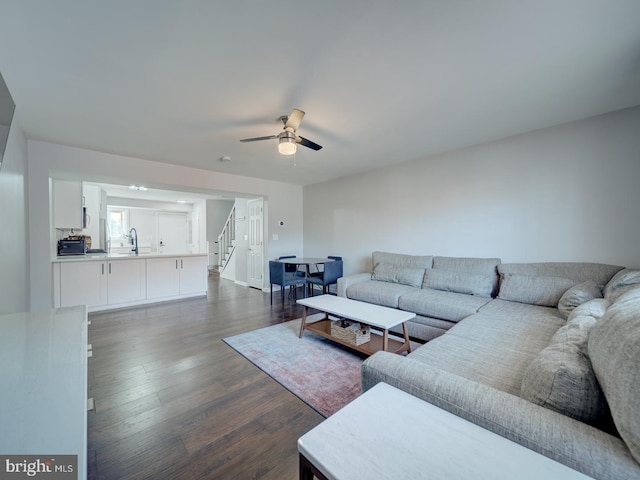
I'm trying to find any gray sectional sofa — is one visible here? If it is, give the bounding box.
[337,252,640,479]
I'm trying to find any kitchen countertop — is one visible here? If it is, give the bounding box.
[53,252,208,262]
[0,305,88,478]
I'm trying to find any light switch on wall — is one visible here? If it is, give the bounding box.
[272,234,278,240]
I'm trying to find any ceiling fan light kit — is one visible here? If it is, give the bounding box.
[240,108,322,155]
[278,131,297,155]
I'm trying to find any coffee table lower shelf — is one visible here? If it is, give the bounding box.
[304,319,406,356]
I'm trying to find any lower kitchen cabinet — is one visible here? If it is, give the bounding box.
[106,258,146,305]
[146,256,208,299]
[179,255,208,295]
[60,261,108,308]
[55,254,208,311]
[146,257,180,299]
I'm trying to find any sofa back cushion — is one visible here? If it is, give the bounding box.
[589,285,640,464]
[372,251,433,270]
[498,263,622,307]
[372,263,425,288]
[432,256,501,296]
[423,270,494,297]
[498,273,578,307]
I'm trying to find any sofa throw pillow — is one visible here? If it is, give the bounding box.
[422,269,494,298]
[521,315,608,425]
[498,273,578,307]
[567,298,610,323]
[589,287,640,463]
[372,263,425,288]
[603,268,640,303]
[558,281,603,319]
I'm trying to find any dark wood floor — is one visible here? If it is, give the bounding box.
[87,274,324,479]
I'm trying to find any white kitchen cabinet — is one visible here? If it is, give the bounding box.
[54,254,207,311]
[146,256,207,298]
[53,179,83,229]
[107,259,146,305]
[179,255,208,295]
[146,257,180,299]
[60,261,108,308]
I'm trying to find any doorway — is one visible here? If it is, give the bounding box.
[247,198,264,289]
[158,213,189,254]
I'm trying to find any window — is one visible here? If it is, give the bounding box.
[108,208,129,242]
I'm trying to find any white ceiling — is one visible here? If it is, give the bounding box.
[1,1,639,186]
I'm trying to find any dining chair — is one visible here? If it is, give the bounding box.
[307,260,343,296]
[309,256,342,276]
[279,255,305,276]
[269,260,307,306]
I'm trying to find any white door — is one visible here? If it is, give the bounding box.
[247,198,264,289]
[158,213,188,254]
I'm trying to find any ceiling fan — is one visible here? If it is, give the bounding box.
[239,108,322,155]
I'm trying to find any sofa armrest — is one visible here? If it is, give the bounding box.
[337,273,371,297]
[362,352,639,480]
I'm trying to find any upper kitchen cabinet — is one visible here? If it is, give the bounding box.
[53,179,83,229]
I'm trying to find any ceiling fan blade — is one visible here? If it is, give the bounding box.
[239,135,278,143]
[296,136,323,151]
[284,108,305,131]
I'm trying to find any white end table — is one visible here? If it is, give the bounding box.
[298,383,591,480]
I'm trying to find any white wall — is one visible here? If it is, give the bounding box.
[27,140,303,310]
[0,116,28,313]
[304,106,640,274]
[191,199,206,254]
[206,198,234,248]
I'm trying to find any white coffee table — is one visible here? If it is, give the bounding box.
[298,382,592,480]
[297,295,415,355]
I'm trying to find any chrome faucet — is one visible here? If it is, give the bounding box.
[129,227,138,255]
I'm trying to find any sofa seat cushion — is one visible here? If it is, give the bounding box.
[345,280,418,308]
[408,311,564,395]
[398,289,492,323]
[521,315,608,426]
[589,286,640,463]
[477,298,565,322]
[389,315,456,343]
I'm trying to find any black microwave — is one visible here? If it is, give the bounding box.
[58,238,86,256]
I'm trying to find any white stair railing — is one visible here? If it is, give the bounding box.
[217,206,236,272]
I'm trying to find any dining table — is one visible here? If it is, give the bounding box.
[278,257,335,276]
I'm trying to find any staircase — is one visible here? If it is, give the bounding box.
[214,205,236,274]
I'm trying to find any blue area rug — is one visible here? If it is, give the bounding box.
[223,315,365,417]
